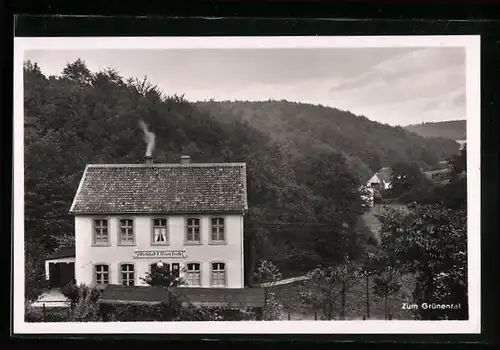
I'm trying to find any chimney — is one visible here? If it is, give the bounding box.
[144,155,153,165]
[180,155,190,164]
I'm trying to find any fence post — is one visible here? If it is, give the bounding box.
[43,303,47,322]
[314,312,317,321]
[388,313,392,320]
[287,312,290,321]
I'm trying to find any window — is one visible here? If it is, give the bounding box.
[120,264,135,286]
[152,218,168,245]
[210,218,225,242]
[186,263,201,286]
[186,218,200,243]
[93,219,109,245]
[119,219,134,245]
[95,264,109,284]
[211,262,226,287]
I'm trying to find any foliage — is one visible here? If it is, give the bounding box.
[262,292,284,320]
[61,281,100,306]
[253,260,282,285]
[24,239,49,302]
[404,120,466,141]
[141,264,186,287]
[196,101,459,173]
[25,304,70,322]
[69,286,100,322]
[376,203,467,320]
[300,258,363,320]
[389,161,431,200]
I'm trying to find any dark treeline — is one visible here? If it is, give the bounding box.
[24,59,460,301]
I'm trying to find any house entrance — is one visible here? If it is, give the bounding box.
[49,262,75,288]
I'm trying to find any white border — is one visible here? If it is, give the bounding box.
[13,35,481,334]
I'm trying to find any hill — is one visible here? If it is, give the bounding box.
[196,101,460,177]
[404,120,466,141]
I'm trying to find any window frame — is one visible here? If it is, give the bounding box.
[185,216,202,245]
[119,262,136,286]
[117,217,136,246]
[210,261,227,287]
[94,263,111,285]
[209,216,227,244]
[185,262,202,287]
[151,217,169,246]
[92,218,110,246]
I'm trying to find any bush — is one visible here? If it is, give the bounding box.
[61,281,100,306]
[25,304,70,322]
[253,260,282,285]
[262,292,283,320]
[69,286,100,322]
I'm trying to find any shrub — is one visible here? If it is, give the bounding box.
[61,281,100,307]
[262,292,283,320]
[25,303,70,322]
[69,286,100,322]
[253,260,282,285]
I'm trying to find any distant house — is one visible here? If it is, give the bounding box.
[363,167,392,207]
[57,155,249,290]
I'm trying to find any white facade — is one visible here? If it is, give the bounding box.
[75,214,245,288]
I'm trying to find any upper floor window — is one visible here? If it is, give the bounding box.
[152,218,168,245]
[210,218,225,243]
[120,263,135,286]
[211,262,226,287]
[119,219,134,245]
[93,219,109,245]
[186,218,201,243]
[186,263,201,286]
[95,264,109,285]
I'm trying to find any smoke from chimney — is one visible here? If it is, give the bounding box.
[138,119,156,157]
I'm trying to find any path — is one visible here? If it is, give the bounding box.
[261,275,310,287]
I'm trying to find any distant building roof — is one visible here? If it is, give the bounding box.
[46,246,75,260]
[367,167,392,184]
[69,163,248,214]
[98,285,266,308]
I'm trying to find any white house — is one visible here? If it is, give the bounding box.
[67,155,248,289]
[364,167,393,206]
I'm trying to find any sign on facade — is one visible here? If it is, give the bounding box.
[133,250,188,259]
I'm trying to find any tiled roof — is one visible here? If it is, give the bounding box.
[46,246,75,260]
[99,285,266,308]
[69,163,248,214]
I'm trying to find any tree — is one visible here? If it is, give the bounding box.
[376,203,467,320]
[300,257,363,320]
[390,161,430,199]
[253,260,282,285]
[141,264,186,288]
[372,267,401,320]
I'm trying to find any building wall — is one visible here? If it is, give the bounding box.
[75,214,244,288]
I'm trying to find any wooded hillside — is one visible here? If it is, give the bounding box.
[196,101,460,178]
[404,120,466,140]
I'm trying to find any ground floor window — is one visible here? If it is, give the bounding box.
[186,263,201,286]
[120,264,135,286]
[95,264,109,284]
[211,262,226,287]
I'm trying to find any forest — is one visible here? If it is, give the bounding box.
[24,60,466,318]
[404,120,466,141]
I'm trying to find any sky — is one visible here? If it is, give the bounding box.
[25,47,466,126]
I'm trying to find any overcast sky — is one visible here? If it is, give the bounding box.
[25,47,465,126]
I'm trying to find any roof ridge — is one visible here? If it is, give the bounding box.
[86,163,246,168]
